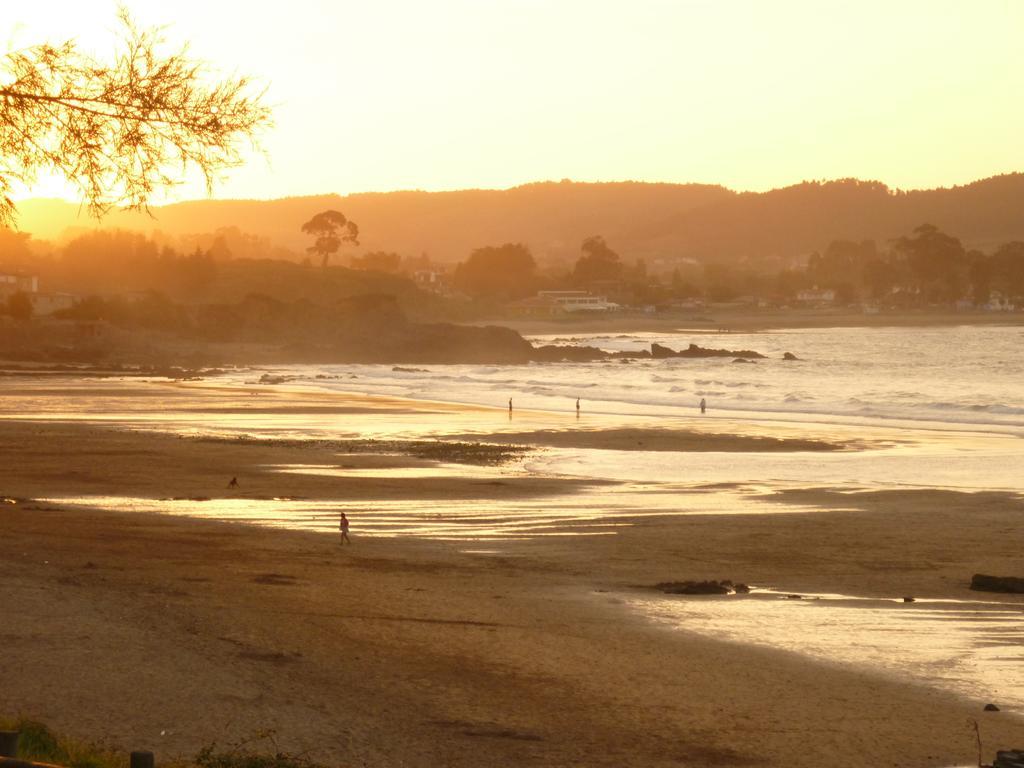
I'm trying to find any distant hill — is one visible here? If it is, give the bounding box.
[14,174,1024,266]
[638,175,1024,263]
[15,182,731,263]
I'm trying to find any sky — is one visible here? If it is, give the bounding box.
[4,0,1024,203]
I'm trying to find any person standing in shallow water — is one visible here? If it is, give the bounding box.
[700,397,706,414]
[508,397,513,413]
[339,512,351,545]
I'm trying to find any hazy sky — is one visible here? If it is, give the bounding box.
[5,0,1024,202]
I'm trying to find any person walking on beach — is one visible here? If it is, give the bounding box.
[700,397,706,414]
[508,397,513,414]
[576,397,580,415]
[339,512,351,545]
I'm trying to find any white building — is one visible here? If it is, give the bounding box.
[535,291,619,312]
[0,272,38,297]
[796,288,836,304]
[986,292,1016,312]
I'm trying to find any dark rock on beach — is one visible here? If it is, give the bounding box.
[654,579,749,595]
[985,703,1001,712]
[783,351,799,360]
[657,580,731,595]
[995,750,1024,768]
[259,373,290,385]
[970,574,1024,594]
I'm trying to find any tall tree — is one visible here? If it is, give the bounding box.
[808,239,878,298]
[0,11,271,226]
[891,224,967,302]
[573,235,622,286]
[453,243,536,301]
[967,251,993,305]
[301,210,359,268]
[861,255,899,300]
[990,241,1024,299]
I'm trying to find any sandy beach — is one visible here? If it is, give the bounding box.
[3,376,1024,768]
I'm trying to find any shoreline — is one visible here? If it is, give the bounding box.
[3,312,1022,372]
[3,380,1024,766]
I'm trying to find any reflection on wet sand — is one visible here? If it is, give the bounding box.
[41,460,857,541]
[634,588,1024,713]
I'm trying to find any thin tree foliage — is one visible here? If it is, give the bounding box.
[0,11,271,226]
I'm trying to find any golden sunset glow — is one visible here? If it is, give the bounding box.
[7,0,1024,203]
[7,2,1024,765]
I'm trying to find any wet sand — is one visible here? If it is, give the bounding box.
[2,380,1024,767]
[449,426,842,452]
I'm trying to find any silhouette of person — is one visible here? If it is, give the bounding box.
[508,398,513,413]
[700,398,706,414]
[228,476,239,488]
[576,397,580,414]
[339,512,351,545]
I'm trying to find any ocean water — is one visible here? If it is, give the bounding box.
[229,325,1024,435]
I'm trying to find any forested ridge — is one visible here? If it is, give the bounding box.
[16,174,1024,266]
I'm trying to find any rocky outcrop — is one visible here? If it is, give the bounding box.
[326,319,534,364]
[651,342,764,359]
[258,373,292,385]
[783,351,799,360]
[529,341,766,364]
[679,343,764,359]
[970,574,1024,593]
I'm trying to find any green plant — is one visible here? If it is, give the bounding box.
[0,718,124,768]
[11,719,62,761]
[0,719,324,768]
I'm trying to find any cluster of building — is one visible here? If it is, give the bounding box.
[508,290,621,317]
[794,287,1018,312]
[505,286,1021,317]
[0,271,77,316]
[3,266,1018,322]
